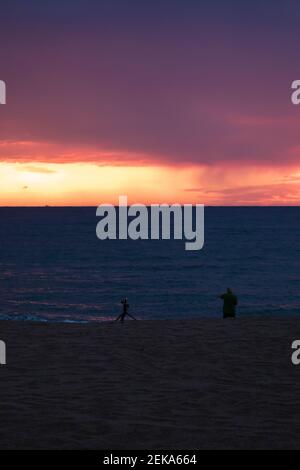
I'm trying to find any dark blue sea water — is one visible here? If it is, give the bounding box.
[0,207,299,322]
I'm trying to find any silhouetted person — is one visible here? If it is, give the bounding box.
[219,288,237,318]
[115,298,137,322]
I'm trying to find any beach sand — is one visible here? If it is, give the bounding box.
[0,317,300,449]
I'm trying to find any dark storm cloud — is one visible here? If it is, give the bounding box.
[0,0,300,165]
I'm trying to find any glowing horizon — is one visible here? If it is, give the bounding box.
[1,2,300,206]
[1,158,300,207]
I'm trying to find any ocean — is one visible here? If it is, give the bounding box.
[0,207,299,322]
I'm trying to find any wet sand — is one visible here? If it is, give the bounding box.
[0,317,300,449]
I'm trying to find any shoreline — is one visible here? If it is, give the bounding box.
[0,313,297,325]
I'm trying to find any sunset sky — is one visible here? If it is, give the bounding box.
[1,0,300,205]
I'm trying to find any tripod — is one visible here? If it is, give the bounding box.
[115,298,137,322]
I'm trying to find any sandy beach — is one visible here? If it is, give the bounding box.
[0,317,300,449]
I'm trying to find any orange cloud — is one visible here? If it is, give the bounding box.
[1,160,300,206]
[0,140,159,166]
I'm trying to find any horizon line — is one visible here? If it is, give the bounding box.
[0,205,299,208]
